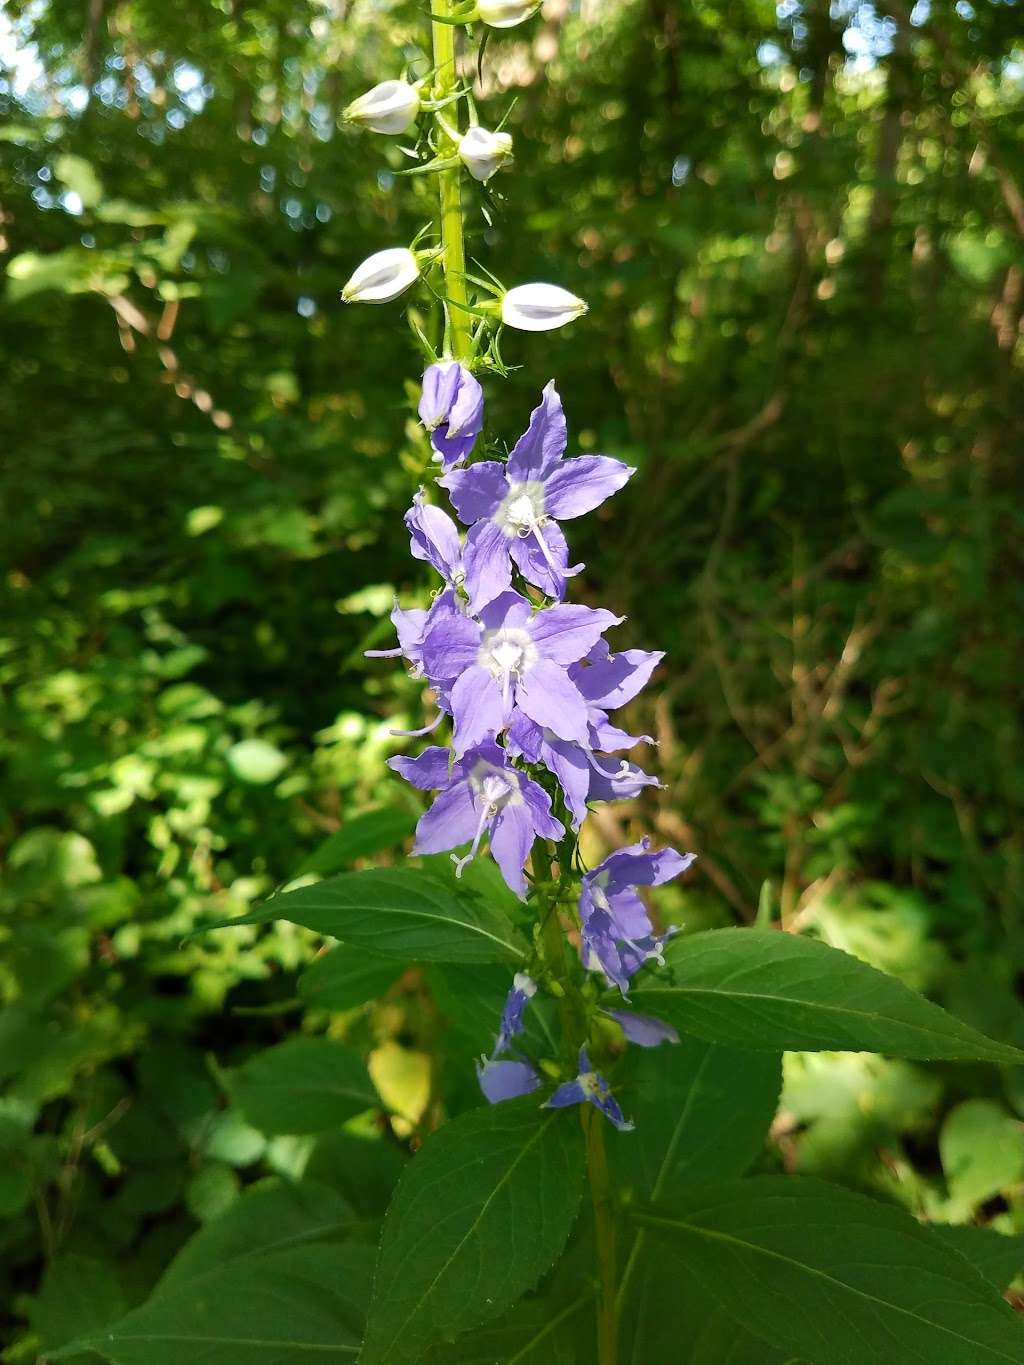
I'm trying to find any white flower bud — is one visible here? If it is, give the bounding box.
[341,248,421,304]
[458,126,514,183]
[475,0,540,27]
[500,283,588,332]
[343,80,420,135]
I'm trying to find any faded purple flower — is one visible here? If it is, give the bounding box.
[388,739,563,897]
[601,1008,679,1048]
[419,360,484,469]
[477,1058,541,1103]
[420,589,621,758]
[579,838,696,994]
[439,382,634,606]
[494,972,537,1056]
[543,1046,633,1132]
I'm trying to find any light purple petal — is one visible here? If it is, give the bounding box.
[431,426,478,470]
[477,1059,541,1104]
[405,491,463,582]
[509,522,579,601]
[419,361,462,429]
[543,1078,587,1111]
[387,746,452,790]
[588,717,650,751]
[518,773,566,842]
[463,520,512,613]
[413,778,479,854]
[506,710,543,762]
[590,1084,635,1132]
[390,604,428,660]
[439,461,509,525]
[587,756,661,804]
[539,735,592,829]
[601,842,697,893]
[489,801,537,899]
[542,455,634,520]
[603,1009,679,1048]
[507,381,567,484]
[528,603,623,666]
[421,612,481,681]
[515,659,590,743]
[478,589,532,633]
[447,369,484,438]
[450,665,506,756]
[572,647,664,709]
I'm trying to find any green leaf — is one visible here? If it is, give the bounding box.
[32,1253,127,1354]
[298,947,401,1012]
[939,1099,1024,1206]
[199,869,528,964]
[628,929,1024,1063]
[303,1133,406,1220]
[931,1225,1024,1292]
[55,1243,372,1363]
[220,1037,378,1135]
[298,807,417,876]
[616,1041,782,1364]
[154,1177,355,1296]
[637,1175,1024,1365]
[361,1100,585,1365]
[54,154,104,208]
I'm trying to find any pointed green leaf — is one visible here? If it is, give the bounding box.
[54,1242,372,1363]
[628,929,1024,1062]
[298,948,401,1012]
[220,1037,378,1134]
[197,869,528,965]
[637,1175,1024,1365]
[361,1100,585,1364]
[298,807,417,877]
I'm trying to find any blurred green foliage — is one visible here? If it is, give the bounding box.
[1,0,1023,1354]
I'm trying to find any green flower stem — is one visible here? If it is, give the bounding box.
[534,840,619,1365]
[429,0,472,361]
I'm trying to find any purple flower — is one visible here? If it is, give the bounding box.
[388,739,564,897]
[405,489,465,591]
[601,1009,679,1048]
[420,589,622,758]
[439,382,634,605]
[477,1058,541,1103]
[543,1046,633,1132]
[419,361,484,469]
[494,972,537,1056]
[578,839,696,994]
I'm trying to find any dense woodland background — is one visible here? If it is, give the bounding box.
[2,0,1024,1355]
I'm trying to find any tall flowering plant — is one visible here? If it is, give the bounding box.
[75,9,1024,1365]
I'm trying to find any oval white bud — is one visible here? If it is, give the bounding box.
[475,0,540,27]
[343,80,420,135]
[500,283,588,332]
[458,126,514,183]
[341,248,421,304]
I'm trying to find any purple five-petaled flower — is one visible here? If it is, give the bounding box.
[421,589,622,758]
[543,1046,634,1132]
[579,838,696,995]
[439,382,634,608]
[419,361,484,469]
[388,739,563,897]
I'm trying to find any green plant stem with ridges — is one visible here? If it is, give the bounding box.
[535,841,619,1365]
[429,0,472,361]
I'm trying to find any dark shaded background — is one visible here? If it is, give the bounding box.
[2,0,1024,1352]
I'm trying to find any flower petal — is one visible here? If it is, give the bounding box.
[543,1078,587,1111]
[517,772,566,842]
[405,491,462,582]
[421,611,481,681]
[387,746,452,790]
[479,589,533,632]
[439,461,509,524]
[488,801,537,898]
[529,603,622,666]
[516,659,590,743]
[603,1009,680,1048]
[542,455,634,520]
[509,521,579,601]
[450,665,506,756]
[413,778,479,854]
[507,381,567,483]
[572,647,664,709]
[539,734,592,830]
[477,1059,541,1103]
[463,520,514,613]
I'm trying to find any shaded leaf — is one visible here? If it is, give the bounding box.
[220,1037,378,1135]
